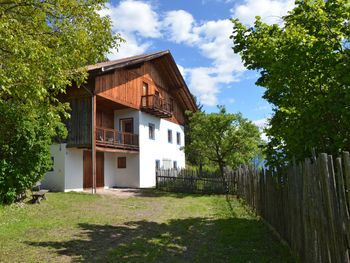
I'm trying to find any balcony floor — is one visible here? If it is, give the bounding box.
[96,140,139,153]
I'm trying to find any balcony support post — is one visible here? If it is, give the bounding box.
[91,94,97,194]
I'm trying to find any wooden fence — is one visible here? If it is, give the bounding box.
[156,169,236,194]
[235,153,350,263]
[156,153,350,262]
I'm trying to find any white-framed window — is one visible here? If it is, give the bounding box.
[155,160,160,170]
[162,159,172,169]
[149,123,155,140]
[176,132,181,145]
[168,129,172,143]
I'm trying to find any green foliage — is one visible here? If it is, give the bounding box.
[0,101,65,203]
[186,106,261,176]
[0,0,122,203]
[231,0,350,165]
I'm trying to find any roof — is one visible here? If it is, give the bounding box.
[87,50,197,112]
[87,50,170,72]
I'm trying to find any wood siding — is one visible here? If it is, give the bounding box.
[66,96,92,147]
[96,109,114,129]
[95,61,187,125]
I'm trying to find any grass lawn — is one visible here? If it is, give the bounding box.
[0,190,295,263]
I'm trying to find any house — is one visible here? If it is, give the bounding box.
[42,50,197,192]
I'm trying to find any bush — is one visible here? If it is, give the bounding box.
[0,101,65,204]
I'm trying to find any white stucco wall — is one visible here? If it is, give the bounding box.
[42,144,84,192]
[42,144,66,191]
[138,112,185,188]
[64,148,84,191]
[104,152,140,188]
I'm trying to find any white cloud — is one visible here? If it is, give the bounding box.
[253,118,269,141]
[107,34,152,60]
[231,0,295,26]
[163,10,199,44]
[100,0,160,59]
[186,67,220,106]
[184,19,245,106]
[176,64,187,79]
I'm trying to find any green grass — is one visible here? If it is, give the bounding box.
[0,190,295,263]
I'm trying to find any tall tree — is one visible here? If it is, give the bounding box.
[0,0,122,203]
[186,106,261,178]
[231,0,350,165]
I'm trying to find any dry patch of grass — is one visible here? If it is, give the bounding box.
[0,190,295,262]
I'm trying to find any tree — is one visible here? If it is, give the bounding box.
[0,100,66,203]
[231,0,350,165]
[186,106,261,179]
[0,0,123,203]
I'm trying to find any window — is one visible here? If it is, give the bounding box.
[142,82,148,96]
[49,157,54,172]
[142,82,149,107]
[173,161,177,169]
[168,129,172,143]
[149,123,155,139]
[163,159,172,169]
[155,160,160,170]
[117,157,126,168]
[176,132,181,145]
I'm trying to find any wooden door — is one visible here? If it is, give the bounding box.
[83,151,104,188]
[120,118,133,145]
[120,118,134,133]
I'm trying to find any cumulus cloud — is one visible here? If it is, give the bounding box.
[100,0,160,58]
[253,118,269,141]
[185,19,245,106]
[231,0,295,26]
[163,10,199,44]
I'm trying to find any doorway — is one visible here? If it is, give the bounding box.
[120,118,134,145]
[83,150,104,188]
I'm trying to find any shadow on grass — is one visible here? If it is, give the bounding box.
[127,188,225,199]
[26,217,294,263]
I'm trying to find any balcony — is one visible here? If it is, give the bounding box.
[96,127,139,151]
[141,94,173,118]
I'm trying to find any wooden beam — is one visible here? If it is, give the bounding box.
[92,94,97,194]
[96,146,139,154]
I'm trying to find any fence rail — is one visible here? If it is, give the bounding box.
[156,169,236,194]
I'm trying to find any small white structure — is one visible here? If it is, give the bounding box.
[42,51,196,191]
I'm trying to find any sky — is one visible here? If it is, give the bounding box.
[100,0,295,129]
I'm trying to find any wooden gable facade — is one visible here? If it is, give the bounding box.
[62,50,196,150]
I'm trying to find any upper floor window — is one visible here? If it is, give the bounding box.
[176,132,181,145]
[173,161,177,169]
[149,123,155,140]
[168,129,172,143]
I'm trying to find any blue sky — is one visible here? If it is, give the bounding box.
[101,0,295,128]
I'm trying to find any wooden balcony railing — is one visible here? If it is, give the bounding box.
[141,94,173,118]
[96,127,139,151]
